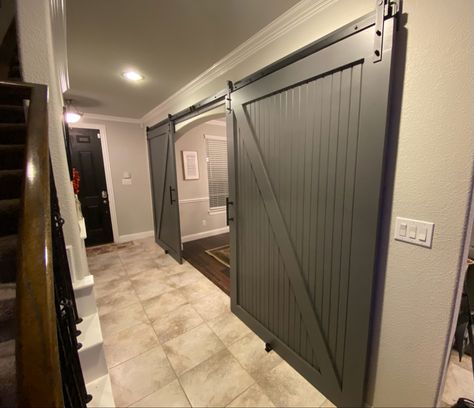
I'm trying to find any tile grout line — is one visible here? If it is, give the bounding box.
[89,240,268,408]
[107,241,190,407]
[148,298,194,408]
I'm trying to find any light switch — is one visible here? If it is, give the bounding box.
[395,217,434,248]
[399,223,407,237]
[418,228,427,242]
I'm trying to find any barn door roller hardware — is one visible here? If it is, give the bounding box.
[226,80,233,112]
[373,0,400,62]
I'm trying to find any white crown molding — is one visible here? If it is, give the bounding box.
[141,0,337,126]
[82,112,142,124]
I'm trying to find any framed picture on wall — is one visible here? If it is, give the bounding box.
[182,150,199,180]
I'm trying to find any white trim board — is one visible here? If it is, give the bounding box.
[50,0,70,93]
[179,197,209,205]
[118,230,154,243]
[83,113,142,124]
[68,122,120,243]
[182,226,229,243]
[204,134,226,141]
[141,0,337,126]
[206,119,226,127]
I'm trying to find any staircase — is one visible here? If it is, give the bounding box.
[0,14,92,407]
[0,15,25,407]
[0,81,26,408]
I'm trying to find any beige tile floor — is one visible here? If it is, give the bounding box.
[441,350,474,406]
[87,237,335,407]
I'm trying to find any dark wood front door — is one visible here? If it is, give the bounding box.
[68,127,113,247]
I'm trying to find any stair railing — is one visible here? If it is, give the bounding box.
[5,79,90,407]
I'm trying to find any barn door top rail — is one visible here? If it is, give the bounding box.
[233,0,400,92]
[147,88,227,133]
[147,0,400,132]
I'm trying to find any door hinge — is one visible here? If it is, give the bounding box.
[226,80,233,112]
[97,132,101,139]
[373,0,399,63]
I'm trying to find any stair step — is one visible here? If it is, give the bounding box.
[0,145,24,170]
[0,170,23,200]
[0,105,24,123]
[0,199,20,236]
[0,283,15,343]
[0,83,29,106]
[0,124,26,144]
[0,283,15,323]
[8,65,21,81]
[0,235,17,283]
[0,339,16,408]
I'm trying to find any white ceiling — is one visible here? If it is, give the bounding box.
[65,0,300,119]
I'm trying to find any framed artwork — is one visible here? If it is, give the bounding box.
[182,150,199,180]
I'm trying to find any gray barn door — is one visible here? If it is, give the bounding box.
[227,17,396,407]
[147,121,182,263]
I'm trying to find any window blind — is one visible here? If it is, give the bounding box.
[205,136,228,210]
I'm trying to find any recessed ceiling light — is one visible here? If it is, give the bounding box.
[122,71,144,81]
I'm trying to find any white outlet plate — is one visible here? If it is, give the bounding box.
[394,217,434,248]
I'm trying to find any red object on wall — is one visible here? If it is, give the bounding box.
[72,168,80,195]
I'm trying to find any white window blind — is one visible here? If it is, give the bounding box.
[205,135,228,210]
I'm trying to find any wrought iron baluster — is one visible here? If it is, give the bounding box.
[51,169,92,407]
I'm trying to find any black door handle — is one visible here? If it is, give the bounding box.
[169,186,176,204]
[226,197,234,225]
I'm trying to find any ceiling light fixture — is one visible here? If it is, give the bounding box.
[122,70,144,81]
[64,99,83,124]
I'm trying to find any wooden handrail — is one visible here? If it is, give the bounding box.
[14,82,64,407]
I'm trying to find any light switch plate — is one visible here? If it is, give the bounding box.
[394,217,434,248]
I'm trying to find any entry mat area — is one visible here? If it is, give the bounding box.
[205,245,230,268]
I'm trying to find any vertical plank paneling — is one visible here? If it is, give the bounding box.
[236,64,363,376]
[336,64,362,374]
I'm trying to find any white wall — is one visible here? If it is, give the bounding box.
[175,120,227,240]
[16,0,89,280]
[367,2,474,406]
[142,0,474,406]
[80,117,154,240]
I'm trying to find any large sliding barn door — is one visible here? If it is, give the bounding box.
[147,122,182,263]
[228,17,396,407]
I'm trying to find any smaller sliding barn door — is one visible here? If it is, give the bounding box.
[147,122,182,263]
[228,18,396,407]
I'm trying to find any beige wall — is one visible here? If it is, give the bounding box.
[367,2,474,406]
[142,0,474,406]
[17,0,90,280]
[175,120,227,239]
[80,118,154,239]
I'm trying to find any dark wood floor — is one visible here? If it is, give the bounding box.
[182,233,230,295]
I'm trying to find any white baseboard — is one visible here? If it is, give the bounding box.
[118,230,154,243]
[182,226,229,243]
